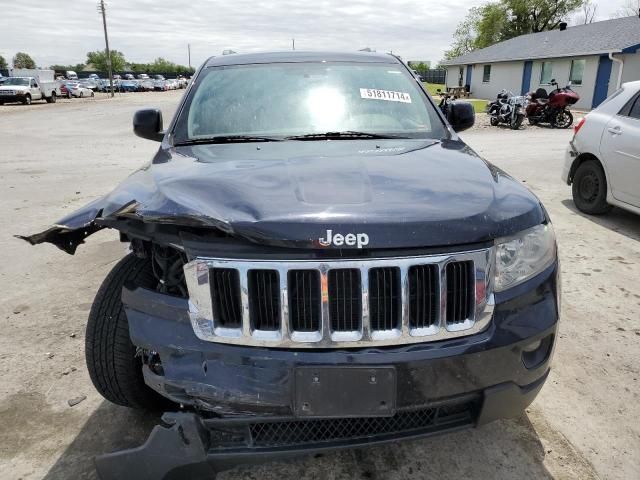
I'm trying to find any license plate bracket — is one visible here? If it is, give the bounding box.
[294,366,396,418]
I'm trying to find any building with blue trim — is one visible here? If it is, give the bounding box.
[442,15,640,110]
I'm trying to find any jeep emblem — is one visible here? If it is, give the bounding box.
[319,229,369,248]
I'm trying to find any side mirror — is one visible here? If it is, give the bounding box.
[447,101,475,132]
[133,108,164,142]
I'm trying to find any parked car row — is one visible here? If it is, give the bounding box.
[60,81,95,98]
[90,75,189,93]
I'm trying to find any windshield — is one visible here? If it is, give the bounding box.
[173,62,445,142]
[3,78,29,86]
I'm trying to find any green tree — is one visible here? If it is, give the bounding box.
[445,0,586,60]
[13,52,36,69]
[0,55,7,70]
[86,50,127,72]
[444,7,481,59]
[408,61,431,75]
[148,58,194,74]
[128,62,148,74]
[49,63,86,73]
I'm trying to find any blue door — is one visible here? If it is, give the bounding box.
[521,61,532,95]
[465,65,472,90]
[593,55,613,108]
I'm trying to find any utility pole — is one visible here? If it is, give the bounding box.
[292,38,295,50]
[97,0,114,97]
[188,43,191,69]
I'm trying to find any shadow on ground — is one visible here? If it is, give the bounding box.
[43,402,553,480]
[562,199,640,242]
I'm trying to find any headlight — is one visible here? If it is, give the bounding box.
[494,223,556,292]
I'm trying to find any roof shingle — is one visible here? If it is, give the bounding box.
[443,16,640,65]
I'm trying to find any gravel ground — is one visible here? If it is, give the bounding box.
[0,90,638,480]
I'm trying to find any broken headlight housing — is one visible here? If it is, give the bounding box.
[494,223,556,292]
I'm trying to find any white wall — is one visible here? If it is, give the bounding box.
[610,53,640,91]
[466,61,523,100]
[445,65,464,88]
[447,52,636,109]
[528,56,599,110]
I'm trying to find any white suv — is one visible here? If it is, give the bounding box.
[562,80,640,215]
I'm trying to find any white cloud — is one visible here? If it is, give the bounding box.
[0,0,628,69]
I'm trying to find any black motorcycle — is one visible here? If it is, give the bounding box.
[487,89,526,130]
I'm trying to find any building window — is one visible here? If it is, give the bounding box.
[570,59,586,85]
[483,65,491,83]
[540,61,553,84]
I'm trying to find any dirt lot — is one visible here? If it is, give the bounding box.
[1,90,638,480]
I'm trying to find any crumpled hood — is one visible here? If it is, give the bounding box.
[19,138,545,253]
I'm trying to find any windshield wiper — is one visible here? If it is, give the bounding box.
[285,131,411,140]
[175,135,282,146]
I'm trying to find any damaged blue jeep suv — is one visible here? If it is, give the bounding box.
[22,51,560,479]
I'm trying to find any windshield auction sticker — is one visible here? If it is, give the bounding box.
[360,88,412,103]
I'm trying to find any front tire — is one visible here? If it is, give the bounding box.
[86,254,169,410]
[572,160,612,215]
[511,113,524,130]
[552,110,573,129]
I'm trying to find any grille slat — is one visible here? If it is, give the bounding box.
[409,265,438,329]
[369,267,400,331]
[288,270,321,332]
[329,269,362,331]
[446,261,474,324]
[210,268,242,328]
[249,270,280,331]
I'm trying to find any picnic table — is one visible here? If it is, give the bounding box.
[446,86,470,98]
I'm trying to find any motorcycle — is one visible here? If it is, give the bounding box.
[436,88,455,117]
[526,79,579,128]
[487,89,526,130]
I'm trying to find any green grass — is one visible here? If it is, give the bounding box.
[424,82,445,96]
[422,82,488,113]
[467,99,488,113]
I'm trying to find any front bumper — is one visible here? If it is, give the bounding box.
[0,93,25,102]
[109,262,559,477]
[96,372,548,480]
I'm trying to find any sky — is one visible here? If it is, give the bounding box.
[0,0,631,69]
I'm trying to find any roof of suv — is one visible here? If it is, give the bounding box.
[204,51,399,67]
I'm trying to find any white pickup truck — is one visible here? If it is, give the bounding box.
[0,69,60,105]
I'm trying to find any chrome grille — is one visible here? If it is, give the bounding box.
[184,248,495,348]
